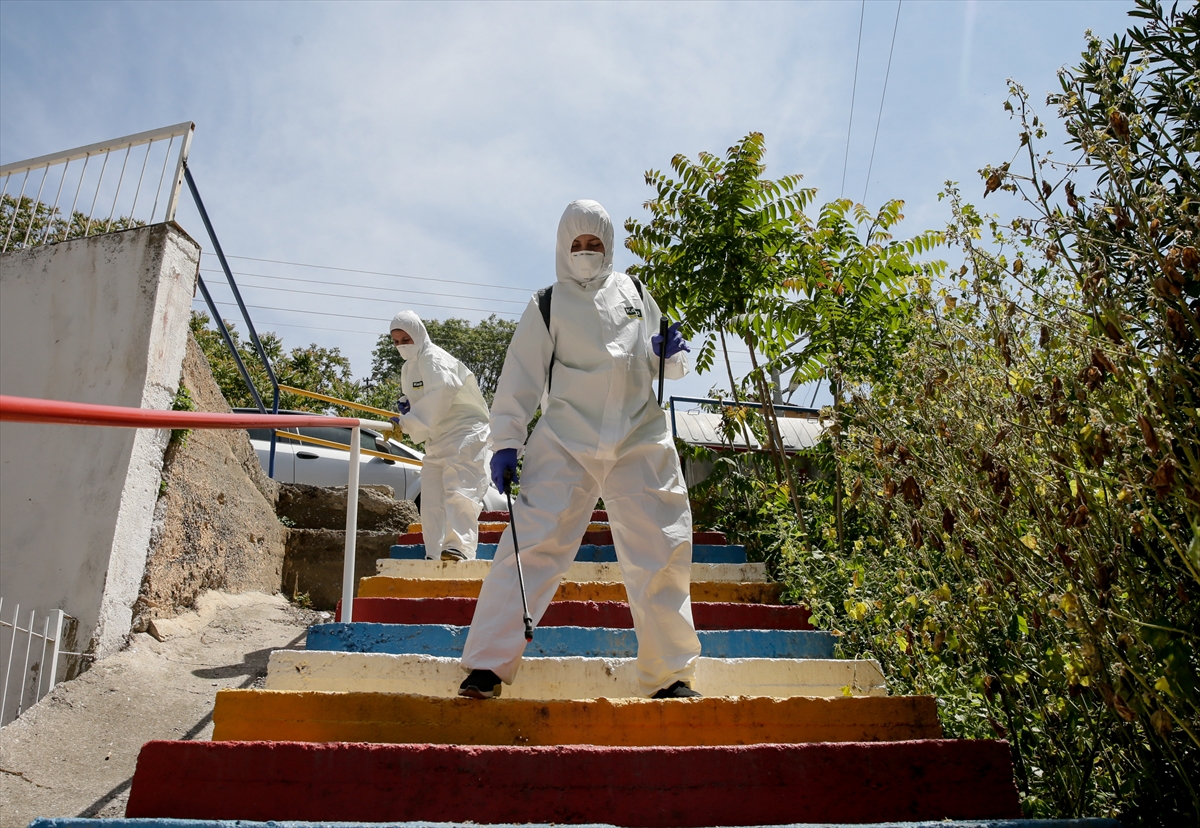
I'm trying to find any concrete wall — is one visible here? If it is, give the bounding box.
[0,224,200,662]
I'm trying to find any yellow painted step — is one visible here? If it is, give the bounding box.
[374,559,767,583]
[212,690,941,746]
[356,576,784,604]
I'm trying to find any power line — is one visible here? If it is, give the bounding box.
[193,296,521,323]
[840,0,866,199]
[862,0,902,206]
[200,251,532,293]
[199,268,529,307]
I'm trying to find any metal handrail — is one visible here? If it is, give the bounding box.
[1,394,367,623]
[1,122,194,253]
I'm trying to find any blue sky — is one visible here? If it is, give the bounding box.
[1,0,1136,405]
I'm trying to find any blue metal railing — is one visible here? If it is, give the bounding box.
[183,163,281,476]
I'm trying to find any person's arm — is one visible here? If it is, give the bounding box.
[644,290,689,380]
[402,350,463,434]
[489,297,553,454]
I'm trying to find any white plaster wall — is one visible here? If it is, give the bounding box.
[0,224,200,661]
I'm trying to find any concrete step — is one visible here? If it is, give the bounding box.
[374,559,767,583]
[123,739,1023,824]
[265,651,888,698]
[335,597,813,629]
[356,576,783,604]
[304,622,835,659]
[408,521,611,534]
[397,529,729,545]
[211,690,943,745]
[481,509,608,522]
[391,542,749,563]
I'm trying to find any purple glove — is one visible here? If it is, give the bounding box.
[396,397,411,415]
[652,320,691,359]
[491,448,519,494]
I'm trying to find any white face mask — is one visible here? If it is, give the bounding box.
[568,250,605,284]
[395,342,418,360]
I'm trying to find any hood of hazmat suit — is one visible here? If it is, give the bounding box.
[488,200,688,460]
[390,310,490,457]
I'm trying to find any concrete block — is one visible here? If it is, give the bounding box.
[356,576,783,604]
[304,622,835,659]
[335,597,813,629]
[391,543,748,564]
[124,739,1023,823]
[265,651,888,699]
[211,690,942,744]
[374,559,767,584]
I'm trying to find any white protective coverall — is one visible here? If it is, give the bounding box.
[390,311,491,559]
[460,200,701,696]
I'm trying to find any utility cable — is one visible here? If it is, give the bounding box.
[199,251,532,293]
[862,0,902,206]
[192,297,520,323]
[840,0,866,199]
[198,267,529,307]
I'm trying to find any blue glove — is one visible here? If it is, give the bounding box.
[491,448,519,494]
[396,397,411,415]
[652,320,691,359]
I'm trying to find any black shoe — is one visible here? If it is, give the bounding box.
[459,669,502,699]
[441,548,468,562]
[652,680,701,699]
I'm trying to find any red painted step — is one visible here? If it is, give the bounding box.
[397,529,728,546]
[480,510,608,522]
[125,739,1021,825]
[336,597,813,629]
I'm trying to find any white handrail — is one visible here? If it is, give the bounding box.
[0,122,194,178]
[1,122,196,253]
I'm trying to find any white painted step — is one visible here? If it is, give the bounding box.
[266,650,887,699]
[374,559,768,583]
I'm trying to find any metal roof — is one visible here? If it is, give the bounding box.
[671,408,824,453]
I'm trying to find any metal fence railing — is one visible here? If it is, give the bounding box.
[0,600,70,727]
[0,121,194,254]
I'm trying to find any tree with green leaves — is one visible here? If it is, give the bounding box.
[190,312,356,413]
[783,198,942,551]
[1,194,145,251]
[625,133,816,529]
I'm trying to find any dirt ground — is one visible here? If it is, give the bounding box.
[0,591,325,827]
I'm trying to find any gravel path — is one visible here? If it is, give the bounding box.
[0,591,324,827]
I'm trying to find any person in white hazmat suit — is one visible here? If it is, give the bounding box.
[458,199,702,699]
[389,311,491,561]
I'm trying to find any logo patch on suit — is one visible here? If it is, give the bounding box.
[625,306,643,319]
[412,381,424,388]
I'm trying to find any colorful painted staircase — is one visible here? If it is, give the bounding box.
[32,510,1122,827]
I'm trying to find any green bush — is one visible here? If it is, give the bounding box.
[774,3,1197,821]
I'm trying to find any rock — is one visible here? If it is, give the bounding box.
[277,483,418,532]
[283,529,399,610]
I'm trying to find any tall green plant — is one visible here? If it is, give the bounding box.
[782,199,941,551]
[625,133,816,528]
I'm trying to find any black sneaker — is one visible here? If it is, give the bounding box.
[652,681,701,699]
[459,669,502,699]
[441,549,468,562]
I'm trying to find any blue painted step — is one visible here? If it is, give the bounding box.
[26,817,1126,827]
[305,622,837,659]
[391,543,747,564]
